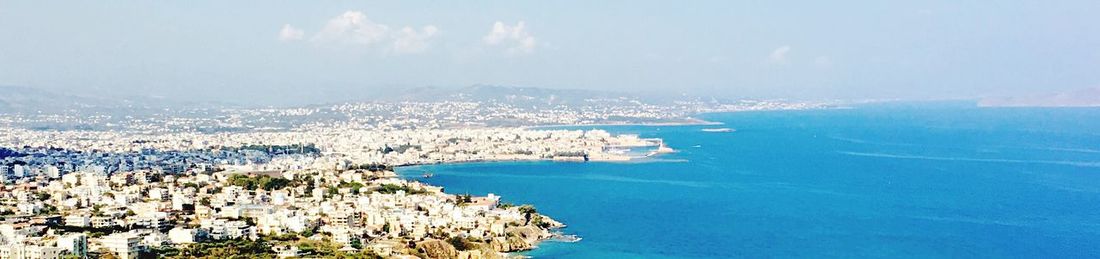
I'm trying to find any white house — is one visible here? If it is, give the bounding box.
[97,233,141,259]
[167,228,197,244]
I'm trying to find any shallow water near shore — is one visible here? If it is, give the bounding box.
[398,104,1100,258]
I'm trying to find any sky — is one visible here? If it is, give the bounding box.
[1,1,1098,105]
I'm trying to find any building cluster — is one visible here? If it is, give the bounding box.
[0,97,827,258]
[0,128,656,177]
[0,98,827,134]
[2,164,559,258]
[0,126,646,258]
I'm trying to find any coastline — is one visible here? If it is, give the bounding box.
[390,136,679,257]
[520,118,723,130]
[386,161,575,258]
[347,169,570,258]
[391,144,675,170]
[519,108,833,130]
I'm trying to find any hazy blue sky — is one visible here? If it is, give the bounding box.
[1,1,1098,105]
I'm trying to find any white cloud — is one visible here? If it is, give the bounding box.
[278,24,304,41]
[304,11,438,54]
[312,11,391,46]
[483,21,537,54]
[392,25,439,54]
[769,45,791,63]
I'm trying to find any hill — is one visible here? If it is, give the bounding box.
[979,87,1100,107]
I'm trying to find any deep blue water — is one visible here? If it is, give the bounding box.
[398,104,1100,258]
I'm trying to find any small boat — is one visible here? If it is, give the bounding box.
[550,233,583,243]
[422,172,434,178]
[701,128,735,133]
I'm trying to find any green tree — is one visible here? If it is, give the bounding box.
[350,237,363,249]
[518,205,538,224]
[228,174,291,191]
[376,184,426,195]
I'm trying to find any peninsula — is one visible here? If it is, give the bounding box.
[0,86,824,258]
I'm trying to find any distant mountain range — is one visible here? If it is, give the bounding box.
[384,84,726,107]
[0,85,243,114]
[979,87,1100,107]
[0,84,718,114]
[0,86,110,113]
[386,84,650,106]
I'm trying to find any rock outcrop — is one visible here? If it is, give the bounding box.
[417,239,459,259]
[457,246,505,259]
[413,212,566,258]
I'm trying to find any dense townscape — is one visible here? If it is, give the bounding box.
[0,95,823,258]
[2,1,1093,257]
[0,87,828,133]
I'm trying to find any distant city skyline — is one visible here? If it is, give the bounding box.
[1,1,1098,105]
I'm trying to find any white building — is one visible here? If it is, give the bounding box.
[45,166,61,179]
[167,228,197,244]
[0,244,64,259]
[63,215,90,228]
[97,233,141,259]
[56,234,88,258]
[273,245,300,258]
[12,165,25,178]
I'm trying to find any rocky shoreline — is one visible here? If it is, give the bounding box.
[393,139,681,258]
[411,206,566,259]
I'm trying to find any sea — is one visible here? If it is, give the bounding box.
[397,102,1100,258]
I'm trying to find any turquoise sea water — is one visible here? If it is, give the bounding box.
[398,104,1100,258]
